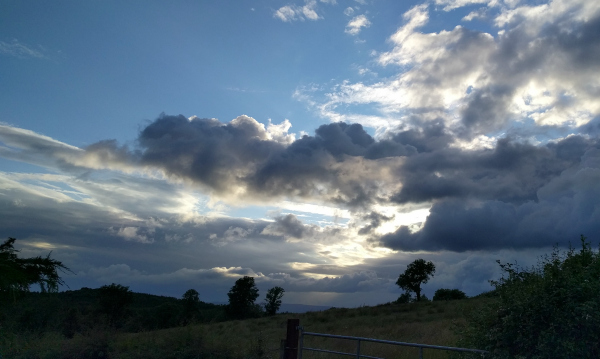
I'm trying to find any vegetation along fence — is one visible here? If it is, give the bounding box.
[281,319,487,359]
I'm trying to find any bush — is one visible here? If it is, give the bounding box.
[458,236,600,358]
[433,289,467,301]
[395,292,412,304]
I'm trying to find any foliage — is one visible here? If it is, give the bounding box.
[97,283,133,327]
[226,276,260,319]
[433,288,467,301]
[0,237,71,299]
[181,288,200,324]
[263,286,285,316]
[0,287,227,337]
[396,259,435,301]
[458,236,600,358]
[395,292,413,304]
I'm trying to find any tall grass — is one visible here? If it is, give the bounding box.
[0,298,486,359]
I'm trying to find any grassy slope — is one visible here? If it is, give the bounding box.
[1,297,491,359]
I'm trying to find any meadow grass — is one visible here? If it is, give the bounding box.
[1,298,489,359]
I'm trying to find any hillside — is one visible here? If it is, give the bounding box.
[0,295,489,359]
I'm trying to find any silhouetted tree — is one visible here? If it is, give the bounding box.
[0,237,70,301]
[226,276,259,319]
[181,288,200,324]
[97,283,133,327]
[264,286,285,315]
[396,259,435,302]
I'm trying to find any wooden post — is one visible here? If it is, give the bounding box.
[284,319,300,359]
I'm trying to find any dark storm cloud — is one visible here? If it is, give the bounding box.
[381,147,600,251]
[390,119,453,153]
[358,211,394,235]
[460,85,514,136]
[393,136,598,204]
[138,115,284,193]
[261,214,316,239]
[131,115,411,207]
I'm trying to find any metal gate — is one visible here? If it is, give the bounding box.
[297,326,487,359]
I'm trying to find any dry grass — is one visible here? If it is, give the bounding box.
[1,298,487,359]
[154,298,483,359]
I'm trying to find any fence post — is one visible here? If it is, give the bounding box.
[298,327,304,359]
[419,346,423,359]
[280,339,286,359]
[356,339,361,359]
[284,319,300,359]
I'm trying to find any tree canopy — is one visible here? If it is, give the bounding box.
[264,286,285,316]
[181,288,201,324]
[0,237,70,299]
[226,276,260,319]
[396,258,435,302]
[97,283,133,327]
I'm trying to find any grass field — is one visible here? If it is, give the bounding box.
[1,298,490,359]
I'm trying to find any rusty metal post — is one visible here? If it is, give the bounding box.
[284,319,300,359]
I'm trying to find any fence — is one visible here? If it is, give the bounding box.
[281,319,487,359]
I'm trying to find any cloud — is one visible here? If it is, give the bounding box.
[345,15,371,35]
[261,214,317,239]
[3,0,600,304]
[297,0,600,141]
[0,39,46,59]
[462,8,487,21]
[380,145,600,251]
[274,0,322,22]
[393,135,595,205]
[357,211,394,235]
[434,0,491,12]
[132,116,408,208]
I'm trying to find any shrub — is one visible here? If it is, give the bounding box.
[433,289,467,301]
[458,236,600,358]
[395,292,412,304]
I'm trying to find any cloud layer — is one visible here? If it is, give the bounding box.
[1,0,599,306]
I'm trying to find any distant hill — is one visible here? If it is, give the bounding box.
[209,301,331,313]
[279,303,331,313]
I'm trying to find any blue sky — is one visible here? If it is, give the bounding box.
[1,0,600,307]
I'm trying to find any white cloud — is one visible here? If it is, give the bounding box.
[274,0,322,22]
[297,0,600,138]
[462,8,487,21]
[345,15,371,35]
[434,0,492,12]
[112,226,154,244]
[344,7,355,16]
[0,39,46,59]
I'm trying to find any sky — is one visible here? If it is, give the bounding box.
[1,0,599,307]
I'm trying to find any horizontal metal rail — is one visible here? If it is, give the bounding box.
[301,346,382,359]
[298,328,487,359]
